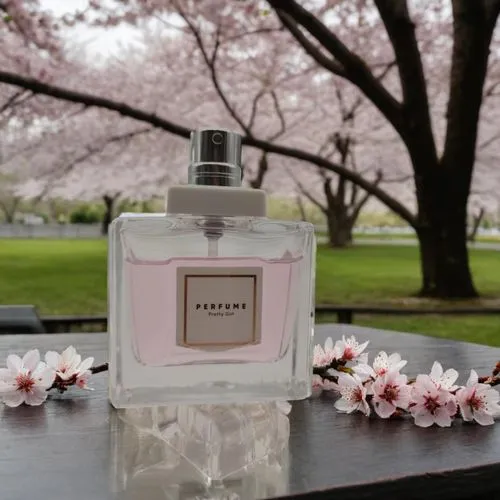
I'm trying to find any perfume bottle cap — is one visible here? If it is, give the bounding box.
[189,129,242,187]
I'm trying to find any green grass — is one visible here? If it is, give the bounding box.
[0,240,499,345]
[0,239,108,315]
[317,231,500,244]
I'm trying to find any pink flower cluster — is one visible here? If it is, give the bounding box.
[0,346,94,407]
[313,336,500,427]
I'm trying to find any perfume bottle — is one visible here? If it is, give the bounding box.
[108,128,315,407]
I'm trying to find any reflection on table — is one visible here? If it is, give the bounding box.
[110,402,290,500]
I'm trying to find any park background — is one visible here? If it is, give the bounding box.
[1,0,500,345]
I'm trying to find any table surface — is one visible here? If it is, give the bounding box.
[1,324,500,500]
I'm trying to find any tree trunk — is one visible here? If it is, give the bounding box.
[102,194,117,236]
[416,186,477,298]
[326,210,353,248]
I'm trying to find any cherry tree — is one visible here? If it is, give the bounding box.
[1,0,500,299]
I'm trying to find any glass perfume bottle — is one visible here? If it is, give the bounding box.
[108,129,315,407]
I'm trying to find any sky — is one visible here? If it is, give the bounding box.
[41,0,140,57]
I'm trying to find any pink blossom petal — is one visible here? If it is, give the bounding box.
[434,407,453,427]
[395,384,412,409]
[6,354,22,373]
[375,400,395,418]
[360,400,371,416]
[35,366,56,389]
[44,351,60,369]
[324,337,333,351]
[485,388,500,404]
[0,368,15,383]
[24,387,48,406]
[445,396,457,415]
[78,357,94,373]
[430,361,443,381]
[473,409,495,426]
[413,412,434,427]
[335,398,357,413]
[416,374,438,394]
[61,346,77,364]
[22,350,40,372]
[2,390,25,407]
[441,368,459,390]
[466,370,479,386]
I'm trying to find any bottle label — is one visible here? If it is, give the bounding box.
[176,266,263,348]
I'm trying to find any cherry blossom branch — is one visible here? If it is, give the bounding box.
[313,335,500,427]
[267,0,404,132]
[90,363,108,375]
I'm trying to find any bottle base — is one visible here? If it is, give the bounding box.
[109,379,311,408]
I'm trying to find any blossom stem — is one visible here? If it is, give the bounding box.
[90,363,109,375]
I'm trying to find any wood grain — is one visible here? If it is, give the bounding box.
[1,324,500,500]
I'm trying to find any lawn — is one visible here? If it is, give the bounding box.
[0,239,499,345]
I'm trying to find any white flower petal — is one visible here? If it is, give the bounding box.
[393,360,408,372]
[441,368,459,390]
[360,400,371,416]
[44,351,60,369]
[324,337,333,351]
[78,357,94,373]
[61,346,77,363]
[434,407,453,427]
[22,350,40,372]
[413,411,434,427]
[335,398,357,413]
[6,354,22,373]
[356,341,369,355]
[395,385,412,409]
[0,368,15,383]
[467,369,479,386]
[473,409,495,426]
[387,352,401,364]
[375,400,395,418]
[416,374,437,394]
[36,367,56,388]
[430,361,443,380]
[2,390,25,407]
[24,387,48,406]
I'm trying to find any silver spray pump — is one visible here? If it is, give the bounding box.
[188,129,243,187]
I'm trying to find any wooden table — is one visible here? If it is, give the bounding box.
[1,324,500,500]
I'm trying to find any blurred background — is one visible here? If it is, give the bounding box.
[0,0,499,343]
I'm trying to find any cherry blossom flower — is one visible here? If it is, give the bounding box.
[353,351,407,380]
[45,346,94,384]
[373,351,407,376]
[429,361,459,392]
[313,337,336,367]
[372,371,412,418]
[332,335,369,362]
[410,374,457,427]
[456,370,500,426]
[0,350,55,407]
[333,373,371,416]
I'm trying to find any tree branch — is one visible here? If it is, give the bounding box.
[441,0,498,199]
[373,0,438,169]
[287,167,327,213]
[268,0,404,133]
[174,4,251,135]
[350,170,383,221]
[37,127,152,198]
[274,10,346,77]
[0,70,417,226]
[267,90,286,140]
